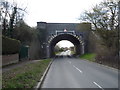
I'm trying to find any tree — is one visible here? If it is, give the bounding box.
[0,0,10,35]
[13,20,34,45]
[54,45,60,53]
[80,0,118,30]
[80,0,119,48]
[0,0,26,37]
[79,0,119,67]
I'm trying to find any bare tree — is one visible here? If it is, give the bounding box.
[0,0,10,35]
[80,0,118,30]
[0,0,27,37]
[79,0,119,67]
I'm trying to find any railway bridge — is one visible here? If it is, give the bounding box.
[37,22,91,58]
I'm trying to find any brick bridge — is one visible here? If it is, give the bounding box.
[37,22,91,58]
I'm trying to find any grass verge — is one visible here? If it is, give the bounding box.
[71,51,75,55]
[55,51,61,55]
[80,53,96,62]
[2,59,51,89]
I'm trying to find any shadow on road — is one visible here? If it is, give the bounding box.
[54,55,77,59]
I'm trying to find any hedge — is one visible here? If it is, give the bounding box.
[2,36,21,55]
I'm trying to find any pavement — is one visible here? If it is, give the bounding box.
[2,60,41,72]
[41,51,118,89]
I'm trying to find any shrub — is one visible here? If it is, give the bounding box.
[2,36,21,55]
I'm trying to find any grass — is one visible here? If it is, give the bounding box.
[71,51,75,55]
[55,51,61,55]
[80,53,96,62]
[2,59,51,89]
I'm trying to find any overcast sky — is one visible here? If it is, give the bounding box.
[9,0,103,27]
[9,0,103,47]
[56,40,74,48]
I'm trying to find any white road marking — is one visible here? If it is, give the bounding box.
[73,65,82,73]
[75,67,82,73]
[93,82,104,90]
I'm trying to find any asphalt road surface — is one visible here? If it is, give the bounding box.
[41,52,118,89]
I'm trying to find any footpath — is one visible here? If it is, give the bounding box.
[2,60,41,72]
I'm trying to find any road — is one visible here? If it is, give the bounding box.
[41,51,118,89]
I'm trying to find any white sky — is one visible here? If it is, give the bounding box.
[9,0,103,27]
[8,0,103,47]
[56,40,74,48]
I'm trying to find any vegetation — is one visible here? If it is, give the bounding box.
[0,0,36,45]
[13,20,35,45]
[2,36,21,55]
[79,0,119,68]
[54,45,64,55]
[80,1,118,30]
[80,53,96,62]
[71,51,75,55]
[1,0,41,59]
[2,59,51,88]
[54,45,60,53]
[70,46,75,55]
[55,52,61,55]
[0,0,26,38]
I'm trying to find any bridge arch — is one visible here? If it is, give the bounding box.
[47,33,84,57]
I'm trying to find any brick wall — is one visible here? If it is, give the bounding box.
[2,54,19,66]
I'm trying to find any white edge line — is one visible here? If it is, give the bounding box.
[93,82,104,90]
[34,60,53,89]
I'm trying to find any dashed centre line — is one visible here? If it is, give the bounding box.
[73,65,83,73]
[67,60,83,73]
[68,62,104,89]
[93,82,104,90]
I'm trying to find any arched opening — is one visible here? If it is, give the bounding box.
[48,34,84,57]
[54,40,75,56]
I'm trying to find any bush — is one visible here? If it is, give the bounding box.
[2,36,21,55]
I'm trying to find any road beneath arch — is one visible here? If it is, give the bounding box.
[41,52,118,89]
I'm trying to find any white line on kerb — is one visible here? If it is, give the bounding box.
[93,82,104,90]
[73,65,82,73]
